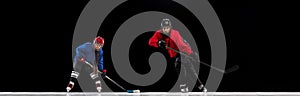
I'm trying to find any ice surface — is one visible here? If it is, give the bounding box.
[1,92,300,96]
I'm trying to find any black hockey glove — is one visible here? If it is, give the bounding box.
[158,40,166,48]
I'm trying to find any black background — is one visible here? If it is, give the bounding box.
[2,0,294,92]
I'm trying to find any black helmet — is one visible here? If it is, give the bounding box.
[161,18,172,28]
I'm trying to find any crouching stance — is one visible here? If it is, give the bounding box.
[66,36,107,92]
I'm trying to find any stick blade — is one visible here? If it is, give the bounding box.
[127,89,140,93]
[225,65,239,74]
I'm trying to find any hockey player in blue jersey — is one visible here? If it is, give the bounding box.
[66,36,106,92]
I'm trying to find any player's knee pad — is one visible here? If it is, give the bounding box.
[70,71,79,82]
[90,72,99,80]
[71,71,79,77]
[71,71,79,78]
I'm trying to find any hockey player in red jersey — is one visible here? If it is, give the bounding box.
[149,18,207,92]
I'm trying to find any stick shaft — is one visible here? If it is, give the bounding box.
[84,60,127,91]
[166,46,226,73]
[105,75,127,91]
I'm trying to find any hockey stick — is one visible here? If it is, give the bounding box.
[83,60,140,92]
[186,59,207,91]
[104,75,127,91]
[176,59,207,91]
[82,60,127,91]
[100,72,140,93]
[166,46,239,74]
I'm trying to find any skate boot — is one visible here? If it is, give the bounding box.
[180,84,189,93]
[95,80,102,92]
[66,81,74,92]
[198,84,207,93]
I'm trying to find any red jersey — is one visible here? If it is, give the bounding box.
[148,29,193,58]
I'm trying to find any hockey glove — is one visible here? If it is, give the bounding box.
[100,69,107,78]
[158,40,166,48]
[79,57,85,62]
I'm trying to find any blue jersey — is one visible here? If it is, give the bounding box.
[74,42,104,71]
[98,49,104,71]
